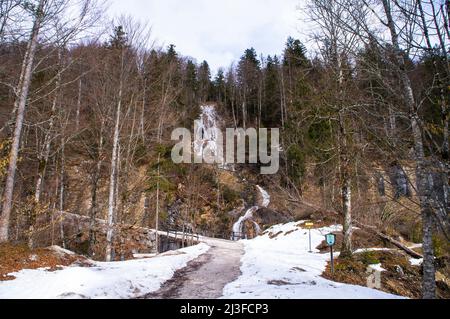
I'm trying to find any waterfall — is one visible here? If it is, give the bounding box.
[256,185,270,207]
[231,185,271,240]
[232,206,258,238]
[193,105,220,160]
[193,105,267,240]
[193,104,236,170]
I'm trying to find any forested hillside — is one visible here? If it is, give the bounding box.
[0,0,449,299]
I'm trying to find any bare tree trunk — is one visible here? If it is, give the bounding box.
[115,143,121,221]
[106,50,124,261]
[258,76,262,129]
[106,95,122,261]
[59,137,66,248]
[339,112,352,257]
[59,139,65,212]
[242,100,246,130]
[388,104,397,145]
[155,152,160,254]
[230,87,237,129]
[75,78,82,132]
[139,80,146,142]
[126,98,137,169]
[0,0,45,242]
[35,50,62,203]
[88,121,104,257]
[280,69,286,128]
[382,0,435,299]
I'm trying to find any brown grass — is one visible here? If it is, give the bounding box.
[0,243,88,281]
[322,250,429,299]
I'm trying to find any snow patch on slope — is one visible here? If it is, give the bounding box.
[368,264,386,272]
[0,244,209,299]
[409,258,423,266]
[222,222,405,299]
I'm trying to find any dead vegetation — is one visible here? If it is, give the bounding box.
[0,243,89,281]
[322,251,450,299]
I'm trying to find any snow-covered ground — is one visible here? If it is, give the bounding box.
[409,258,423,266]
[0,243,209,299]
[222,222,405,299]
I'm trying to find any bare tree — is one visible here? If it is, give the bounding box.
[305,0,363,257]
[105,37,124,262]
[380,0,436,299]
[0,0,47,242]
[325,0,447,298]
[0,0,21,39]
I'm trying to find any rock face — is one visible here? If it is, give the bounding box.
[254,207,291,227]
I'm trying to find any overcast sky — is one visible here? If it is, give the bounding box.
[108,0,304,73]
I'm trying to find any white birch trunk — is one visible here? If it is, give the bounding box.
[75,78,82,132]
[106,51,124,261]
[0,0,45,242]
[382,0,436,299]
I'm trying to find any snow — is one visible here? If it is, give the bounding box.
[222,222,405,299]
[256,185,270,207]
[409,258,423,266]
[48,245,77,256]
[368,263,386,272]
[0,243,209,299]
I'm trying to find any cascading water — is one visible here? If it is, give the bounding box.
[193,105,221,162]
[231,185,270,240]
[193,105,234,170]
[232,206,258,240]
[256,185,270,207]
[193,105,268,240]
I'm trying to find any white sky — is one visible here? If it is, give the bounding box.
[108,0,304,72]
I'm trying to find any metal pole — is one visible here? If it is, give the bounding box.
[330,245,334,276]
[308,228,312,253]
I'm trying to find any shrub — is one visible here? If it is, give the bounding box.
[360,251,380,265]
[433,235,449,258]
[410,222,422,243]
[286,145,306,184]
[222,186,240,204]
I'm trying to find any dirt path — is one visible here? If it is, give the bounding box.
[144,239,244,299]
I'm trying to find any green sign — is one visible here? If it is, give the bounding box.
[325,233,336,246]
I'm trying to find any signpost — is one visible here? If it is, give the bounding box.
[305,222,314,253]
[325,233,336,276]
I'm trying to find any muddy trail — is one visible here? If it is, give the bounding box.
[144,239,244,299]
